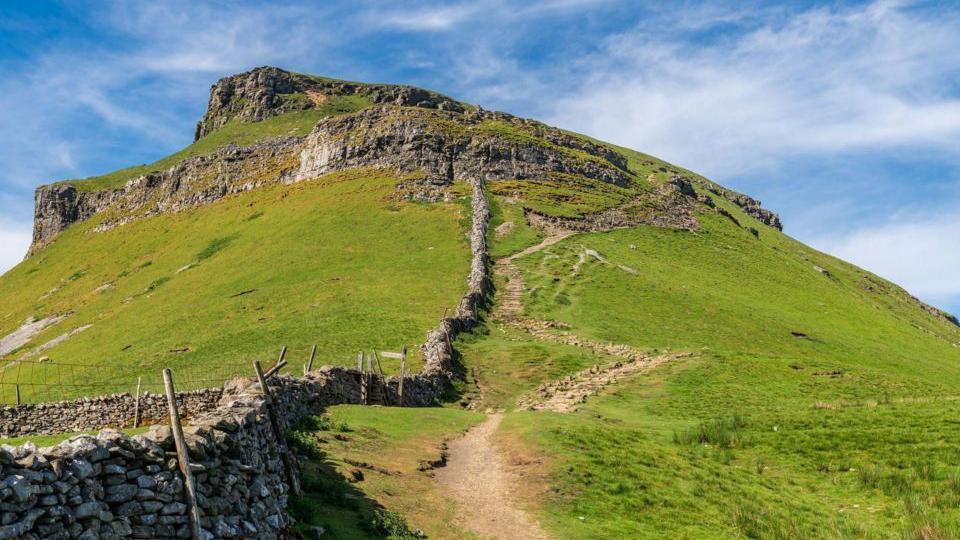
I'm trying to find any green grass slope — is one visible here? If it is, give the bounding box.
[0,170,470,403]
[464,194,960,538]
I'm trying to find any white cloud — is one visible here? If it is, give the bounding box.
[0,220,31,276]
[814,211,960,313]
[375,4,480,31]
[371,0,611,32]
[543,1,960,178]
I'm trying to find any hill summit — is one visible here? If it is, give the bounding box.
[31,66,782,256]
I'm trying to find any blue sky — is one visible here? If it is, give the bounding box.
[1,0,958,314]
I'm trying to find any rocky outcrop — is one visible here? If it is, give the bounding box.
[917,299,959,327]
[195,66,464,141]
[525,179,701,233]
[700,181,783,230]
[295,106,632,186]
[29,103,634,256]
[28,186,119,256]
[28,138,303,253]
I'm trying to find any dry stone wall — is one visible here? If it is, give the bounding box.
[0,321,473,538]
[0,390,222,438]
[0,375,319,539]
[4,173,489,437]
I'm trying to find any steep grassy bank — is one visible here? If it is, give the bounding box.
[0,170,471,403]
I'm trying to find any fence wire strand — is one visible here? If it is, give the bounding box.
[0,358,275,406]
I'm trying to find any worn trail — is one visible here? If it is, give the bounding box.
[435,414,549,540]
[517,352,684,413]
[436,234,572,539]
[492,233,572,323]
[440,230,681,538]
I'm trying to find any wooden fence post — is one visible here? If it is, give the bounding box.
[263,359,288,379]
[162,369,202,540]
[373,352,391,406]
[133,376,142,428]
[15,384,20,406]
[358,352,367,404]
[253,361,302,496]
[365,353,374,405]
[263,346,288,379]
[398,347,407,406]
[306,344,317,373]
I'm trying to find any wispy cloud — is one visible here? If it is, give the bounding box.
[0,217,31,276]
[544,1,960,178]
[814,208,960,313]
[371,0,612,31]
[374,3,480,31]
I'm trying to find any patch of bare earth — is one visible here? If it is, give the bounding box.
[436,414,550,539]
[305,90,329,106]
[494,220,515,238]
[0,315,67,357]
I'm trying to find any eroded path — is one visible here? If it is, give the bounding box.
[517,352,685,413]
[440,231,683,538]
[492,233,572,322]
[435,414,549,540]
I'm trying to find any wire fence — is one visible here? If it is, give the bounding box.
[0,356,269,406]
[0,341,416,407]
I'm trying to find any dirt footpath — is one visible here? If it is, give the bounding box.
[435,414,550,539]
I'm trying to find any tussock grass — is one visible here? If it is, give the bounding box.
[673,414,748,449]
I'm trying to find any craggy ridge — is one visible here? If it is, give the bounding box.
[29,66,782,256]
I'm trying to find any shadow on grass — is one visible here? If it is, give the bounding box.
[287,416,423,540]
[439,270,494,405]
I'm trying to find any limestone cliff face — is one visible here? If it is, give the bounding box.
[294,106,632,186]
[28,186,119,256]
[30,138,301,252]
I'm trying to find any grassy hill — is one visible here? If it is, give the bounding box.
[0,169,470,402]
[4,67,960,538]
